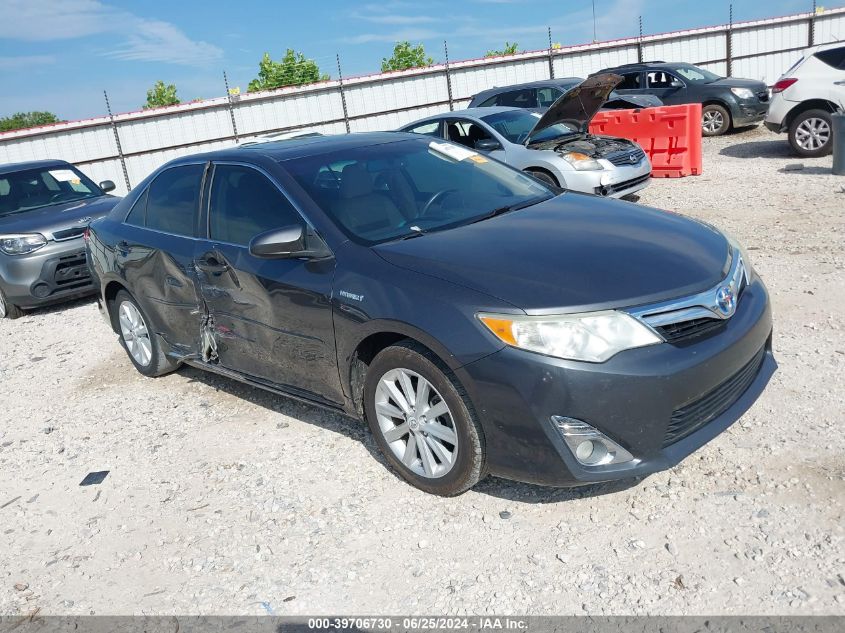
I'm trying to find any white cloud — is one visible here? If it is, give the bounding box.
[0,0,222,66]
[0,55,55,70]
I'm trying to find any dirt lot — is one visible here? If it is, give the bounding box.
[1,125,843,616]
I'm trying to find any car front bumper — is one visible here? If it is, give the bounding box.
[0,239,96,309]
[457,276,775,487]
[558,159,652,199]
[730,100,770,127]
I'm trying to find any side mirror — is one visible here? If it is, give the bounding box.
[249,225,331,260]
[99,180,116,193]
[670,80,683,89]
[474,138,501,152]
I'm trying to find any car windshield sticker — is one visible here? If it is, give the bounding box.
[467,154,488,164]
[49,169,81,184]
[429,141,478,162]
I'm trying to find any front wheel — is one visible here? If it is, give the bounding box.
[702,104,730,136]
[788,109,833,157]
[0,287,23,320]
[363,341,485,495]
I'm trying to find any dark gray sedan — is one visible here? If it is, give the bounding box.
[86,132,775,495]
[0,160,119,318]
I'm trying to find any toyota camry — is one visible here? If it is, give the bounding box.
[86,132,776,496]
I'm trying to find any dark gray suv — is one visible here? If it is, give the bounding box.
[0,160,120,319]
[592,62,770,136]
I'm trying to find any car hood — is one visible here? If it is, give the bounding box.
[0,195,120,240]
[374,194,730,313]
[527,73,623,140]
[708,77,768,92]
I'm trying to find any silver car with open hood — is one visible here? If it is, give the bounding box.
[400,74,651,198]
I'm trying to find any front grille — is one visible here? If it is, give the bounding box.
[53,252,90,288]
[656,317,725,343]
[664,345,766,447]
[52,227,86,241]
[608,147,646,166]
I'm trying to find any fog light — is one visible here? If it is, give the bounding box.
[552,416,635,467]
[31,282,50,298]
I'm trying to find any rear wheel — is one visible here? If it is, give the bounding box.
[789,109,832,157]
[524,168,559,187]
[0,288,23,320]
[702,104,730,136]
[363,341,485,496]
[112,290,179,377]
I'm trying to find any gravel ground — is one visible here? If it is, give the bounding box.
[1,125,843,616]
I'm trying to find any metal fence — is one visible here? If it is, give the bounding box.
[1,6,844,196]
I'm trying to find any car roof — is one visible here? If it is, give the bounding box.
[472,77,583,98]
[596,61,676,72]
[0,159,73,176]
[420,106,524,120]
[167,131,417,165]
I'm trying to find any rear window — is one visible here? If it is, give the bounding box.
[144,164,204,237]
[814,46,845,70]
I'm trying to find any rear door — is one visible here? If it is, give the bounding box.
[645,70,686,104]
[195,162,342,404]
[613,70,646,97]
[117,163,206,355]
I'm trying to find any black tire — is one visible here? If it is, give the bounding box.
[111,290,179,377]
[525,168,559,187]
[788,109,833,158]
[702,104,731,137]
[363,340,486,496]
[0,287,23,320]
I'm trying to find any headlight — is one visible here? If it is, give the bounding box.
[0,233,47,255]
[561,152,603,171]
[478,310,661,363]
[730,87,755,100]
[724,233,755,283]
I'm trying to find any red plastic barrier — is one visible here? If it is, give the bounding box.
[589,104,703,178]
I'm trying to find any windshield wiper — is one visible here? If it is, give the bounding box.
[468,195,554,225]
[394,225,427,241]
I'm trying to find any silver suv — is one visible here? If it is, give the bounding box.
[0,160,120,319]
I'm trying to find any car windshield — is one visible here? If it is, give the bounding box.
[284,138,554,245]
[0,166,102,217]
[673,64,722,83]
[481,110,577,145]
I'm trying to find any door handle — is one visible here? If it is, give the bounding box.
[195,255,229,274]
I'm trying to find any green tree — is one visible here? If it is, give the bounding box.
[248,50,329,92]
[0,111,60,132]
[485,42,519,57]
[381,41,433,72]
[144,80,180,109]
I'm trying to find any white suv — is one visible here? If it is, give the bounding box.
[764,42,845,157]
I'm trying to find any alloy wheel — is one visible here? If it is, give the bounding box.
[0,292,6,319]
[795,117,830,152]
[702,110,724,134]
[374,368,458,479]
[118,300,152,367]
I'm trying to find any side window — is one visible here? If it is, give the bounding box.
[618,72,642,90]
[146,164,203,237]
[446,119,493,149]
[209,164,303,246]
[814,46,845,70]
[124,188,148,226]
[404,121,441,137]
[477,95,498,107]
[647,71,680,88]
[495,89,537,108]
[537,87,562,107]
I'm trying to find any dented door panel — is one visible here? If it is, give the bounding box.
[195,241,342,404]
[115,223,203,356]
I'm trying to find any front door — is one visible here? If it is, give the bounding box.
[645,70,686,105]
[194,162,342,405]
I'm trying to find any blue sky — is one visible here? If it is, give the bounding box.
[0,0,831,121]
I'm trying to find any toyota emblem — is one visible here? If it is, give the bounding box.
[715,286,736,316]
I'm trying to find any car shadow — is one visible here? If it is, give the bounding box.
[718,138,794,159]
[776,165,833,175]
[15,294,97,320]
[177,364,644,502]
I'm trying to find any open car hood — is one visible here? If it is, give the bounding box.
[526,73,622,142]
